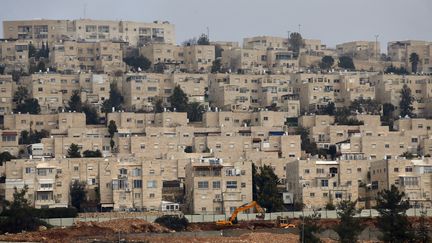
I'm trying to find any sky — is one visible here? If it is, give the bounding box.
[1,0,431,50]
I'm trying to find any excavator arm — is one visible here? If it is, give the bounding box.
[216,201,265,226]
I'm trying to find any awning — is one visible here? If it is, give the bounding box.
[269,131,285,136]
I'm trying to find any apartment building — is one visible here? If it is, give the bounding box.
[139,43,182,71]
[388,40,432,73]
[3,157,165,211]
[336,41,380,60]
[208,73,298,112]
[17,73,110,114]
[0,75,14,115]
[243,36,288,50]
[3,112,86,134]
[3,19,175,47]
[370,158,432,207]
[0,39,30,73]
[371,73,432,117]
[2,20,72,48]
[185,158,252,214]
[286,159,370,209]
[50,40,125,73]
[140,44,215,73]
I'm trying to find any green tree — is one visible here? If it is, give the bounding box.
[409,52,420,73]
[254,165,284,212]
[20,129,49,144]
[415,209,431,243]
[82,149,103,158]
[108,120,118,151]
[82,104,99,125]
[154,97,164,113]
[349,98,381,115]
[338,56,355,70]
[67,143,81,158]
[14,98,41,114]
[318,102,335,116]
[108,120,118,138]
[335,200,364,243]
[289,32,304,55]
[319,56,335,70]
[0,151,16,166]
[123,55,151,71]
[385,65,409,75]
[101,83,124,113]
[187,102,205,122]
[0,185,48,233]
[296,126,318,155]
[382,103,395,127]
[211,59,222,73]
[68,90,82,112]
[375,185,413,243]
[197,33,210,45]
[28,43,37,58]
[399,84,414,118]
[169,85,189,112]
[70,181,87,211]
[300,210,322,243]
[252,163,258,201]
[13,86,29,105]
[215,44,224,58]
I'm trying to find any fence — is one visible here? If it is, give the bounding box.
[42,208,432,227]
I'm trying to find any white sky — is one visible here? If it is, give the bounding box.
[1,0,431,49]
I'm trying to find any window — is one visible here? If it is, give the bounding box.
[226,181,237,189]
[241,182,246,188]
[119,168,127,175]
[133,180,142,188]
[37,169,47,176]
[25,167,33,174]
[335,192,343,199]
[304,169,310,174]
[85,25,96,32]
[198,181,209,189]
[149,193,155,198]
[321,180,329,187]
[316,168,324,174]
[310,192,315,197]
[394,167,399,172]
[412,138,418,143]
[213,181,220,189]
[405,167,413,172]
[371,181,378,190]
[147,180,157,188]
[132,168,141,176]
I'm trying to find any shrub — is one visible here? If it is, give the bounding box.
[155,215,188,231]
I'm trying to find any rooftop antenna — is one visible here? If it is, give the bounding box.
[207,27,210,40]
[83,3,87,19]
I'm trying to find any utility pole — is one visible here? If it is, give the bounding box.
[298,24,302,34]
[374,34,379,61]
[287,30,291,49]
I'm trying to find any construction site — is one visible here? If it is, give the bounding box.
[2,212,430,243]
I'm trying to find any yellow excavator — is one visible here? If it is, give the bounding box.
[216,201,265,226]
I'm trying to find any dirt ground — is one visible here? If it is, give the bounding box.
[0,217,429,242]
[129,232,300,243]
